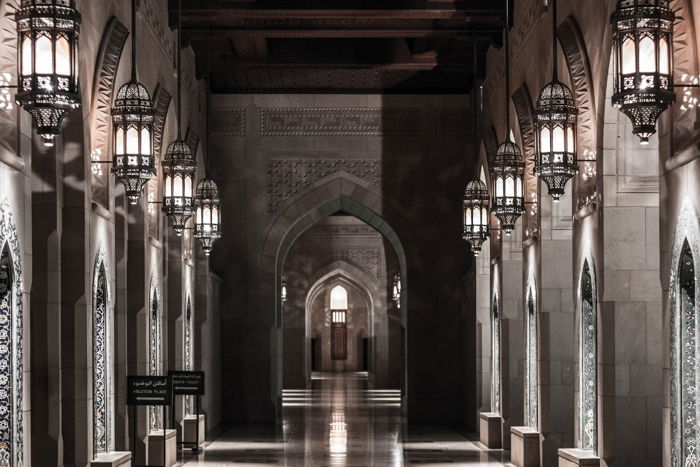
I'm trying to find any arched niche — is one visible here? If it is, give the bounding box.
[525,286,537,429]
[0,200,23,466]
[148,276,162,431]
[578,258,597,452]
[92,249,112,455]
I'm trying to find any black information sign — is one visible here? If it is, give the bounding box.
[127,376,171,406]
[169,370,205,395]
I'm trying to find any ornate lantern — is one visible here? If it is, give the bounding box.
[111,81,154,204]
[111,0,155,205]
[281,278,288,303]
[535,0,578,201]
[611,0,675,144]
[162,140,196,235]
[194,178,222,255]
[16,0,81,146]
[163,0,196,235]
[491,139,524,235]
[491,11,524,235]
[463,180,490,255]
[392,274,401,308]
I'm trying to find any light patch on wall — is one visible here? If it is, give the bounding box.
[91,148,103,177]
[679,74,700,110]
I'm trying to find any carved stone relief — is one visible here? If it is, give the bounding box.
[210,108,246,136]
[266,159,381,212]
[670,0,699,152]
[152,85,172,159]
[260,108,421,136]
[0,0,19,153]
[142,0,174,68]
[558,17,598,210]
[512,85,539,239]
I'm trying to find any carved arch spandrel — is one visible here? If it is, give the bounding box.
[559,16,598,210]
[670,0,699,152]
[512,85,539,239]
[152,85,172,160]
[90,17,129,160]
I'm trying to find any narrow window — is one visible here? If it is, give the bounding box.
[580,261,597,451]
[330,286,348,360]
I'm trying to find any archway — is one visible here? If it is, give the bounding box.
[262,175,420,415]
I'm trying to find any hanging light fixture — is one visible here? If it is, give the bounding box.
[162,0,196,235]
[194,179,221,255]
[462,36,490,256]
[194,23,222,255]
[611,0,675,144]
[16,0,81,146]
[281,278,288,303]
[491,4,524,235]
[392,274,401,308]
[111,0,155,205]
[463,180,490,255]
[535,0,578,201]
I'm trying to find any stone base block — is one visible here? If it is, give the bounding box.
[183,414,205,448]
[479,412,502,449]
[510,426,540,467]
[148,429,177,467]
[558,448,600,467]
[90,451,132,467]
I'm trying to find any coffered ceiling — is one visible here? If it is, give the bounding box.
[171,1,506,93]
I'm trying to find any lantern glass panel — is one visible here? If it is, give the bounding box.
[35,35,52,74]
[126,127,138,154]
[567,127,574,151]
[141,128,151,155]
[174,175,183,197]
[213,206,219,224]
[165,175,172,197]
[622,37,636,74]
[660,36,669,74]
[496,176,504,197]
[116,127,124,155]
[541,127,551,153]
[639,36,656,73]
[517,177,522,197]
[56,35,70,76]
[21,37,31,75]
[505,177,514,197]
[185,176,193,197]
[553,126,565,152]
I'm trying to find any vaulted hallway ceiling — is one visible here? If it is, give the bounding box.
[171,0,505,93]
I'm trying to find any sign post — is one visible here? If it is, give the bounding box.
[169,370,205,453]
[127,376,172,467]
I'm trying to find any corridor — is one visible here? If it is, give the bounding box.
[178,373,510,466]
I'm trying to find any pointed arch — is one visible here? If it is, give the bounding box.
[148,275,162,431]
[0,199,23,466]
[578,256,597,451]
[670,201,700,466]
[525,285,538,429]
[92,248,112,455]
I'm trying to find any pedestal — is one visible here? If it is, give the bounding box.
[183,414,205,448]
[90,452,132,467]
[558,448,600,467]
[510,426,540,467]
[147,429,177,467]
[479,412,502,449]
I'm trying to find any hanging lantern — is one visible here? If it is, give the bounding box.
[162,140,196,235]
[111,81,155,204]
[463,180,490,255]
[194,178,222,255]
[611,0,675,144]
[281,278,288,303]
[491,138,524,235]
[392,274,401,308]
[16,0,81,146]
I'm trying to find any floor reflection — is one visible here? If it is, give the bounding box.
[178,372,510,466]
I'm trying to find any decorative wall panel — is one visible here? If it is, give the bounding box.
[579,261,597,451]
[492,298,501,414]
[152,85,172,159]
[149,278,162,431]
[260,108,421,136]
[525,291,537,428]
[92,250,111,455]
[266,159,381,212]
[210,108,246,136]
[0,200,22,466]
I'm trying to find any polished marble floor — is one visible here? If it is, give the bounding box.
[178,372,510,466]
